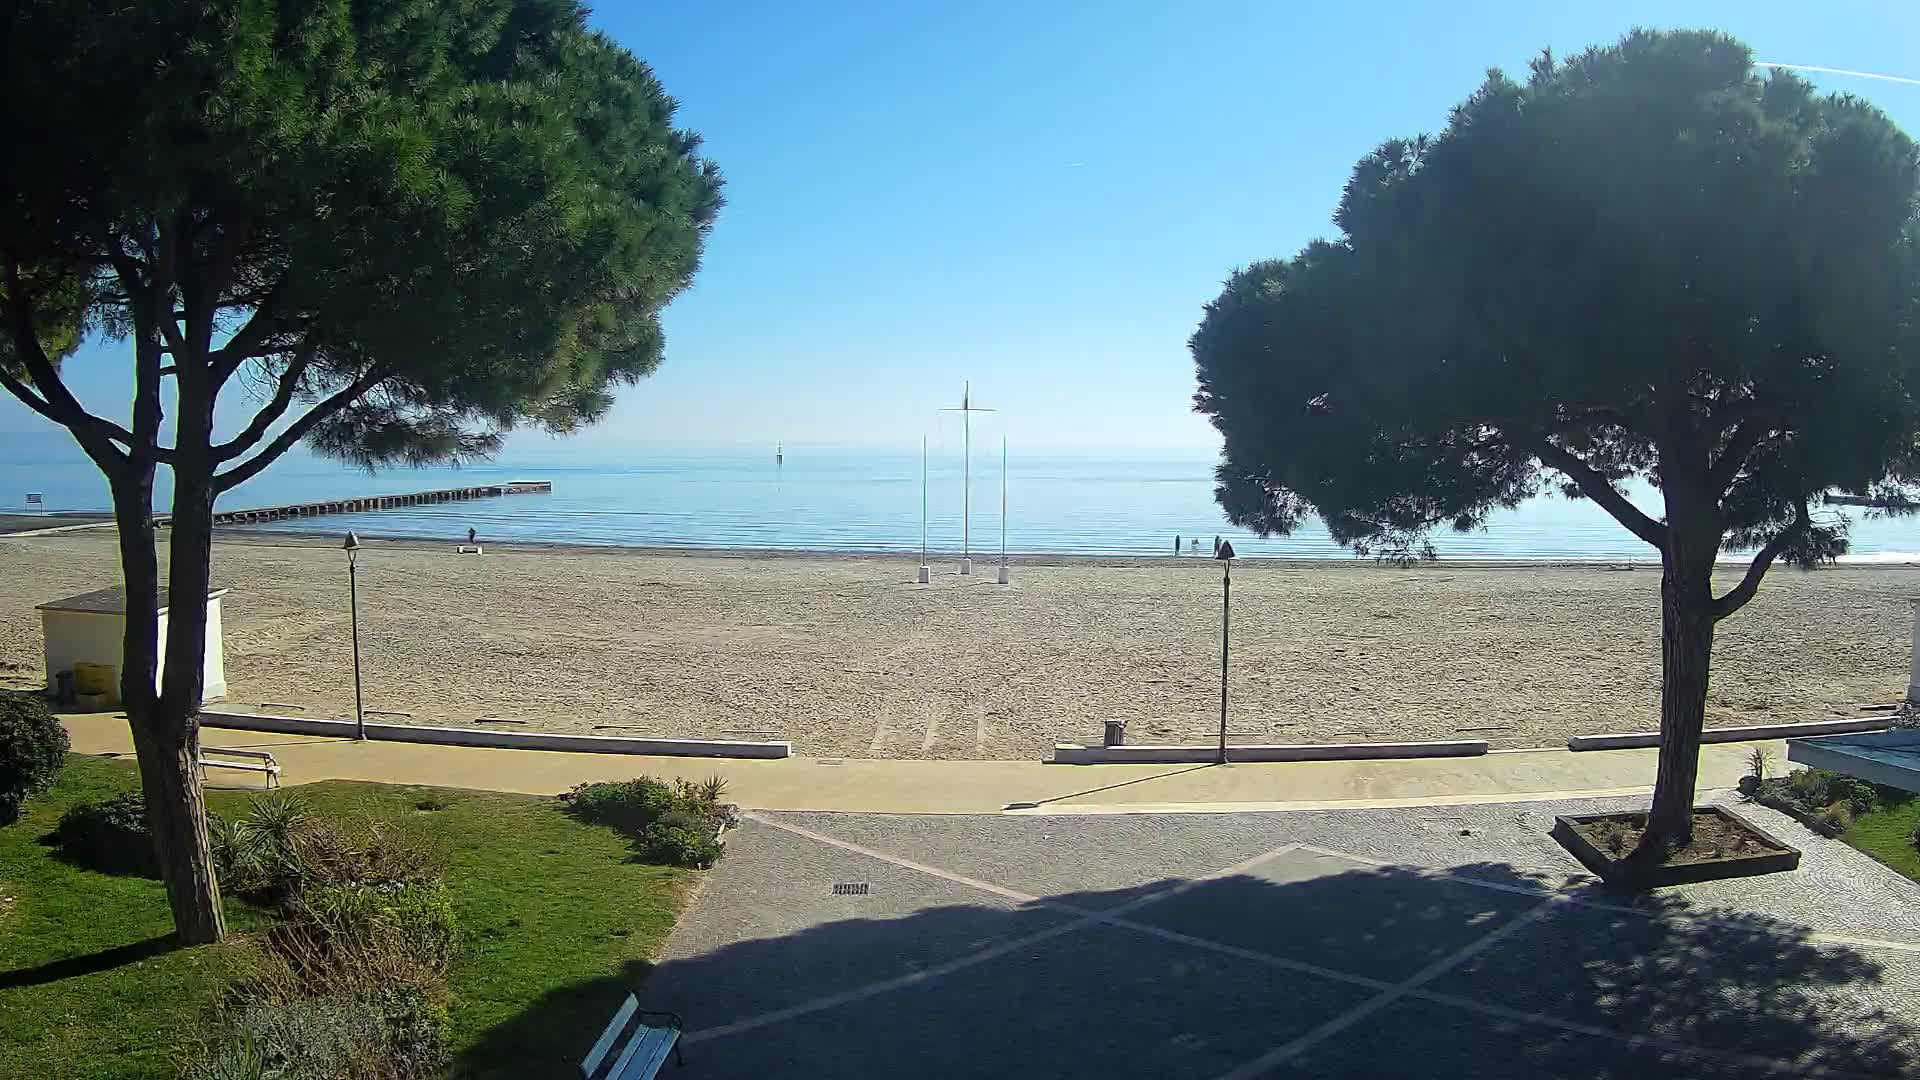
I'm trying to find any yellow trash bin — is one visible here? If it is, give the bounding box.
[72,661,119,708]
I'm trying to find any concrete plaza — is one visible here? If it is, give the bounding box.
[56,714,1920,1075]
[645,797,1920,1079]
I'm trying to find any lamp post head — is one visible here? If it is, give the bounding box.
[343,531,361,563]
[1215,539,1236,561]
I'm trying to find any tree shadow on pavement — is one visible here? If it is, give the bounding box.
[455,859,1918,1079]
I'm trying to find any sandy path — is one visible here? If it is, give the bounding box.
[1,530,1913,759]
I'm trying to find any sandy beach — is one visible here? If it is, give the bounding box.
[1,528,1913,759]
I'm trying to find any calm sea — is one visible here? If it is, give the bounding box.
[3,435,1917,561]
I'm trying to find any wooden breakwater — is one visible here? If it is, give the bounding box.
[204,481,551,526]
[1824,493,1913,509]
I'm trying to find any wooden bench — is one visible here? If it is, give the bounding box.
[582,994,682,1079]
[198,746,281,790]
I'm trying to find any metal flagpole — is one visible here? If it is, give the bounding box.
[941,382,994,575]
[997,436,1010,584]
[917,435,930,583]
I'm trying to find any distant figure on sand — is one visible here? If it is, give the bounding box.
[467,527,477,545]
[1174,534,1181,556]
[1213,535,1221,556]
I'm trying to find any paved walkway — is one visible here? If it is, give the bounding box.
[67,713,1920,1076]
[63,713,1773,813]
[630,797,1920,1078]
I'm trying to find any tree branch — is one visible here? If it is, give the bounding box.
[214,368,388,492]
[0,365,63,425]
[212,347,314,462]
[1710,501,1809,621]
[209,288,292,386]
[3,258,132,467]
[107,248,187,357]
[1707,418,1773,493]
[187,212,249,363]
[1533,439,1669,548]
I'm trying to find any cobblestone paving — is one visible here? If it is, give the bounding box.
[645,795,1920,1079]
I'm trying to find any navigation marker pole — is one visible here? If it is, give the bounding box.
[941,381,995,576]
[918,435,931,584]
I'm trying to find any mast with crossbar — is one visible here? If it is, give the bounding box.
[941,381,995,575]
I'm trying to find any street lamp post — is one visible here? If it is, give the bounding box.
[1215,539,1235,765]
[343,531,365,740]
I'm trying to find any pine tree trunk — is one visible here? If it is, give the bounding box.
[128,708,223,943]
[156,462,225,944]
[1637,550,1716,860]
[110,465,226,944]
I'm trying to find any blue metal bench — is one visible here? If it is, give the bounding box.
[582,994,682,1080]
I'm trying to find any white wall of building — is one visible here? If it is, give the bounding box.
[41,595,227,703]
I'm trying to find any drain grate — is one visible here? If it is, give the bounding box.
[831,882,869,896]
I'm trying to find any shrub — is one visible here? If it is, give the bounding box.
[214,793,442,905]
[185,983,448,1080]
[1910,818,1920,854]
[194,798,455,1080]
[644,809,724,868]
[0,692,68,825]
[299,880,459,977]
[1819,801,1856,833]
[1785,769,1878,815]
[212,792,311,901]
[282,818,441,892]
[1738,747,1772,798]
[53,792,158,876]
[561,775,732,867]
[562,777,681,832]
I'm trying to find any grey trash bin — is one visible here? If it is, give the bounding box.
[1103,720,1126,747]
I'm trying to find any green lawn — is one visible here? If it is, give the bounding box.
[1841,795,1920,884]
[0,755,697,1079]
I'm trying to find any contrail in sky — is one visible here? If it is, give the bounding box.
[1756,62,1920,87]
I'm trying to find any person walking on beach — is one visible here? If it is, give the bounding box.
[1174,534,1181,556]
[1213,535,1221,556]
[467,527,477,545]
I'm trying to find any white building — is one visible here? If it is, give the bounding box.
[38,586,228,705]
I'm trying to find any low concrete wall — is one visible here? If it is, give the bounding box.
[200,710,790,759]
[1051,739,1488,765]
[1568,716,1888,752]
[1787,729,1920,793]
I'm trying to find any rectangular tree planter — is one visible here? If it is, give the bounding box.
[1551,805,1801,888]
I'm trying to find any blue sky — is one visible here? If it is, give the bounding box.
[8,0,1920,457]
